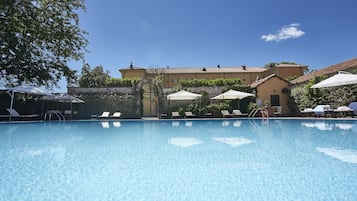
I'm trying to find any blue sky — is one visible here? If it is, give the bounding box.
[62,0,357,91]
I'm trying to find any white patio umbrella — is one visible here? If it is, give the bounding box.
[311,71,357,88]
[212,89,255,109]
[7,85,51,110]
[167,90,202,101]
[211,89,255,100]
[6,85,51,121]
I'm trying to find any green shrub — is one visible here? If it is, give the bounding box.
[289,77,357,113]
[247,102,258,113]
[206,103,231,117]
[105,78,140,87]
[179,78,242,87]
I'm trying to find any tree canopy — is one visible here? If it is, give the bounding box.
[264,61,297,68]
[0,0,88,88]
[78,63,141,87]
[78,64,109,87]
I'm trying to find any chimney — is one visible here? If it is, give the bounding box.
[241,65,246,70]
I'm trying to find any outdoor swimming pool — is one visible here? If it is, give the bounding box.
[0,119,356,200]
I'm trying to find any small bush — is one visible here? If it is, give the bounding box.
[179,78,242,87]
[105,78,140,87]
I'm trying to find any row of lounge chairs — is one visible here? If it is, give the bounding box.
[168,110,248,119]
[168,104,356,119]
[1,108,81,121]
[172,112,195,118]
[301,103,357,117]
[221,110,248,117]
[92,111,122,119]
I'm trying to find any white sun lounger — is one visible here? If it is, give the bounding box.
[97,112,110,118]
[6,108,39,119]
[221,110,234,118]
[111,112,122,119]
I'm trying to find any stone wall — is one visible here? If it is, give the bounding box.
[67,86,250,119]
[68,87,141,119]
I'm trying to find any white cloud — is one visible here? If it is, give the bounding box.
[261,23,305,42]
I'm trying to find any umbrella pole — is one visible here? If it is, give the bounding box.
[9,91,14,110]
[9,91,14,121]
[41,99,45,119]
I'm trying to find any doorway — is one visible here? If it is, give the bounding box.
[142,83,159,117]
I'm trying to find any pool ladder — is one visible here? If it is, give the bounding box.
[44,110,66,121]
[248,107,269,118]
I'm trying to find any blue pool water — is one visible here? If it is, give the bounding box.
[0,119,356,201]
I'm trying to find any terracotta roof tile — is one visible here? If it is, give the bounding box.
[145,66,266,74]
[250,74,289,88]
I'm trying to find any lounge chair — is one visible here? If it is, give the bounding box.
[0,113,11,118]
[64,110,72,116]
[184,111,196,118]
[160,113,168,119]
[97,112,110,118]
[172,111,181,118]
[6,108,39,120]
[313,105,333,117]
[204,112,213,118]
[111,112,121,119]
[333,106,353,117]
[300,108,314,117]
[272,106,282,116]
[63,110,78,119]
[232,110,247,117]
[221,110,234,118]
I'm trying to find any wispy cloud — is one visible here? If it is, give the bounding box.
[261,23,305,42]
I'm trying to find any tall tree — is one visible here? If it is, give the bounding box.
[0,0,88,88]
[78,64,110,87]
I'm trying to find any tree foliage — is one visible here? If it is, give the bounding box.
[264,61,297,69]
[0,0,88,87]
[264,62,279,69]
[290,76,357,113]
[78,64,109,87]
[180,78,242,87]
[105,78,141,87]
[78,63,140,87]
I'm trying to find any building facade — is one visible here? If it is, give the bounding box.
[251,74,291,115]
[119,63,307,88]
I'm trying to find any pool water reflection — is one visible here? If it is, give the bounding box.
[0,119,356,201]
